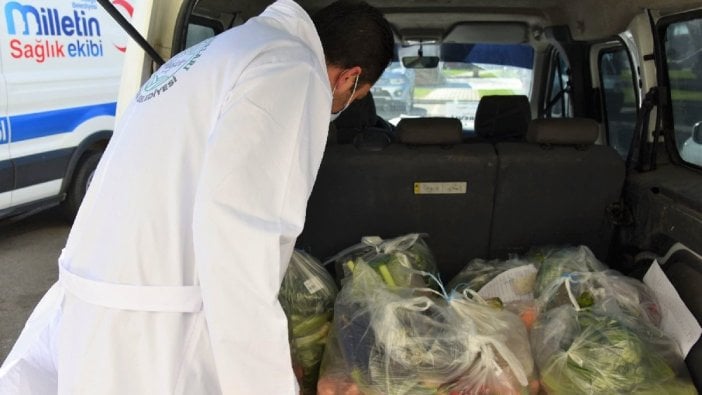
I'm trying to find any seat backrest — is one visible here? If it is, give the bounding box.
[300,117,497,280]
[474,95,531,140]
[489,117,625,258]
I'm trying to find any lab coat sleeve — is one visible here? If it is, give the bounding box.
[192,52,330,394]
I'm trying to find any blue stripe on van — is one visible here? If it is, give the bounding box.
[0,118,9,145]
[9,102,117,142]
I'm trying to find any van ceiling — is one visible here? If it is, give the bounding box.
[193,0,702,41]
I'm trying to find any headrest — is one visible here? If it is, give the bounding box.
[526,118,599,145]
[396,117,462,144]
[474,95,531,139]
[353,128,392,151]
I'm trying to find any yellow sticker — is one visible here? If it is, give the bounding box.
[414,182,467,195]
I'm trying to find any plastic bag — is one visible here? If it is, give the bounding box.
[317,329,362,395]
[528,245,607,298]
[329,260,538,394]
[535,269,662,328]
[447,257,533,293]
[531,304,696,395]
[279,250,338,395]
[328,234,438,288]
[448,257,539,330]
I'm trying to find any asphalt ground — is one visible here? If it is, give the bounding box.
[0,208,71,363]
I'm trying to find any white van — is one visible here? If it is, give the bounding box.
[112,0,702,391]
[0,0,130,220]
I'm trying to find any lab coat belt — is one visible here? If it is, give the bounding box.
[58,263,203,313]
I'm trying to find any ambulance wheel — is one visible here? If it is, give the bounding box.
[61,151,102,220]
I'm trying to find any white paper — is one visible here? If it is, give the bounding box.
[303,277,323,294]
[478,264,537,304]
[643,260,702,357]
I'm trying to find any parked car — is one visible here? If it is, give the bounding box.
[107,0,702,391]
[372,62,415,117]
[681,121,702,165]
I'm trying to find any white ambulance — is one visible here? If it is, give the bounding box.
[0,0,130,220]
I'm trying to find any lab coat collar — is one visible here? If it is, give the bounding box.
[261,0,328,88]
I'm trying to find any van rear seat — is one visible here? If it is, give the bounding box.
[300,117,497,279]
[489,118,625,258]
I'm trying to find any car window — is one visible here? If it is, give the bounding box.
[373,43,534,134]
[185,24,217,49]
[664,17,702,167]
[599,47,638,158]
[545,51,572,118]
[183,15,225,51]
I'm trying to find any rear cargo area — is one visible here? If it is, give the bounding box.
[293,95,701,393]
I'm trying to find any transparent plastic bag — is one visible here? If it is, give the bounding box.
[528,245,607,298]
[531,305,696,395]
[448,257,538,330]
[447,257,531,293]
[444,294,540,395]
[535,269,662,328]
[317,328,363,395]
[330,260,538,394]
[328,233,438,288]
[279,250,338,395]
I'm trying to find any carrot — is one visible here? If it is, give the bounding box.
[520,305,537,330]
[317,374,362,395]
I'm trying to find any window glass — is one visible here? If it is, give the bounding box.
[600,47,638,158]
[545,53,571,118]
[665,18,702,167]
[185,24,216,49]
[373,43,534,134]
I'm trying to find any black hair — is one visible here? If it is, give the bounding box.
[312,0,394,84]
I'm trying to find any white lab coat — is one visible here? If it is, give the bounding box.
[0,0,331,393]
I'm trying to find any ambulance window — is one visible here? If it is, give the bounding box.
[663,17,702,167]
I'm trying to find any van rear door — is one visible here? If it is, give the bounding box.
[599,7,702,386]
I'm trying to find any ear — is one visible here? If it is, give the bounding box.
[335,66,363,92]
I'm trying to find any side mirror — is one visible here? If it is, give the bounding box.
[693,121,702,144]
[402,56,440,69]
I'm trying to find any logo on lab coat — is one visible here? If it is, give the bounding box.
[136,37,213,103]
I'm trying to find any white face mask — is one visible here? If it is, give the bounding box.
[330,75,359,121]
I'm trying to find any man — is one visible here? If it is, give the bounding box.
[0,0,393,393]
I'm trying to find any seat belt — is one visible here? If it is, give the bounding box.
[626,87,659,175]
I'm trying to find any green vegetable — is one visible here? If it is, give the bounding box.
[576,291,594,308]
[535,308,696,395]
[531,246,606,297]
[334,234,439,288]
[279,251,338,395]
[485,297,504,310]
[377,263,397,287]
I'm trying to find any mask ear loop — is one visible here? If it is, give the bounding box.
[332,75,360,115]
